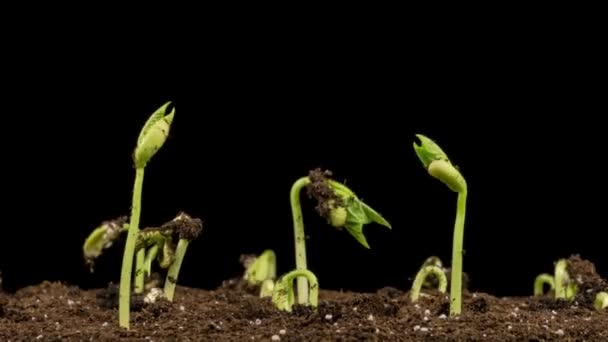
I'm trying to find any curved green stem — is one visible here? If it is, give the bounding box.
[450,189,467,316]
[534,273,555,296]
[119,167,145,329]
[290,176,312,305]
[164,239,189,302]
[144,244,160,277]
[272,269,319,312]
[411,265,447,302]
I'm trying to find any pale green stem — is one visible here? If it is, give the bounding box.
[164,239,189,302]
[410,265,447,302]
[273,269,319,312]
[450,189,467,316]
[144,244,160,277]
[135,250,145,293]
[554,259,569,299]
[290,176,312,305]
[534,273,555,296]
[595,292,608,311]
[119,167,144,329]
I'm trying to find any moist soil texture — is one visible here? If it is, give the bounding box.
[0,255,606,341]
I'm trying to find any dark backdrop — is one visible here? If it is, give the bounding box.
[1,37,605,299]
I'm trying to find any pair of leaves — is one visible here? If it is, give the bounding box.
[327,180,392,249]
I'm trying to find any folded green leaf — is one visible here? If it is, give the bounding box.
[134,101,175,168]
[413,134,449,169]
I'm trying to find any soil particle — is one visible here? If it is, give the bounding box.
[160,211,203,241]
[567,254,608,308]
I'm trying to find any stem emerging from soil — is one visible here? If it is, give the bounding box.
[410,265,447,302]
[272,269,319,312]
[450,189,467,316]
[164,239,189,302]
[534,273,555,296]
[290,176,312,305]
[595,292,608,311]
[119,167,145,329]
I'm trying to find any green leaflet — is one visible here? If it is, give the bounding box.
[134,102,175,168]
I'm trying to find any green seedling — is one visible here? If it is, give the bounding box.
[119,102,175,329]
[413,134,467,316]
[533,273,555,296]
[243,250,277,298]
[162,212,203,302]
[554,259,577,301]
[595,292,608,311]
[290,168,391,305]
[410,257,448,302]
[533,259,577,301]
[272,269,319,312]
[83,216,128,272]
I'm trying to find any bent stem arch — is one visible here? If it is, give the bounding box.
[533,273,555,296]
[290,176,312,305]
[410,265,447,302]
[272,269,319,312]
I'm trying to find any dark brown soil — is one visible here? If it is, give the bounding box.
[306,168,344,222]
[1,256,606,341]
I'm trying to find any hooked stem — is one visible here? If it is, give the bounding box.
[534,273,555,296]
[410,265,447,302]
[290,176,312,305]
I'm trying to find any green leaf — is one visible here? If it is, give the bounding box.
[134,102,175,168]
[359,200,391,229]
[343,223,370,249]
[413,134,449,169]
[246,249,277,285]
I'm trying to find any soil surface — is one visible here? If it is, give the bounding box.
[1,256,606,341]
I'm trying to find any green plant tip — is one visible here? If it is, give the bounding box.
[83,217,128,271]
[595,292,608,311]
[245,249,277,286]
[413,134,449,169]
[413,134,466,193]
[134,101,175,168]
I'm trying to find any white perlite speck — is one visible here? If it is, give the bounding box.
[439,314,447,319]
[375,328,380,333]
[144,288,164,304]
[551,310,558,315]
[180,305,185,311]
[255,319,262,325]
[414,304,420,309]
[324,314,333,321]
[36,335,43,340]
[420,327,429,332]
[555,329,564,336]
[367,314,374,321]
[508,325,512,330]
[271,335,280,341]
[67,299,74,306]
[414,325,421,331]
[423,316,429,321]
[424,309,431,315]
[102,322,108,327]
[279,329,286,335]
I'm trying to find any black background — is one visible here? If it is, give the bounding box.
[1,29,605,299]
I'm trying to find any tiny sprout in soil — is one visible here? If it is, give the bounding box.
[413,134,467,316]
[596,292,608,311]
[410,256,447,303]
[242,249,277,298]
[289,168,391,306]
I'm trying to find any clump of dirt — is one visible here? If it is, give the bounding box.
[306,168,344,222]
[159,211,203,241]
[567,254,608,308]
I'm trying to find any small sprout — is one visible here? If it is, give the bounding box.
[534,273,556,296]
[289,168,390,305]
[119,102,175,330]
[243,250,277,298]
[82,216,128,271]
[410,260,448,302]
[413,134,467,316]
[554,259,577,301]
[595,292,608,311]
[161,212,203,302]
[272,269,319,312]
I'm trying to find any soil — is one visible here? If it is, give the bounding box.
[1,255,606,341]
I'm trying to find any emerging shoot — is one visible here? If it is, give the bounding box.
[119,101,175,329]
[272,269,319,312]
[290,168,391,305]
[533,273,555,296]
[595,292,608,311]
[243,250,277,298]
[554,259,577,301]
[413,134,467,316]
[410,264,448,303]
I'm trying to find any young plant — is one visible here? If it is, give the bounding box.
[595,292,608,311]
[290,168,391,305]
[413,134,467,316]
[272,269,319,312]
[533,273,555,296]
[243,249,277,298]
[410,257,448,302]
[83,216,128,272]
[119,102,175,329]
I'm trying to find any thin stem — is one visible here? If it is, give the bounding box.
[119,167,145,329]
[164,239,189,302]
[290,176,312,305]
[534,273,555,296]
[135,249,145,293]
[450,189,467,316]
[144,244,160,277]
[410,265,447,302]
